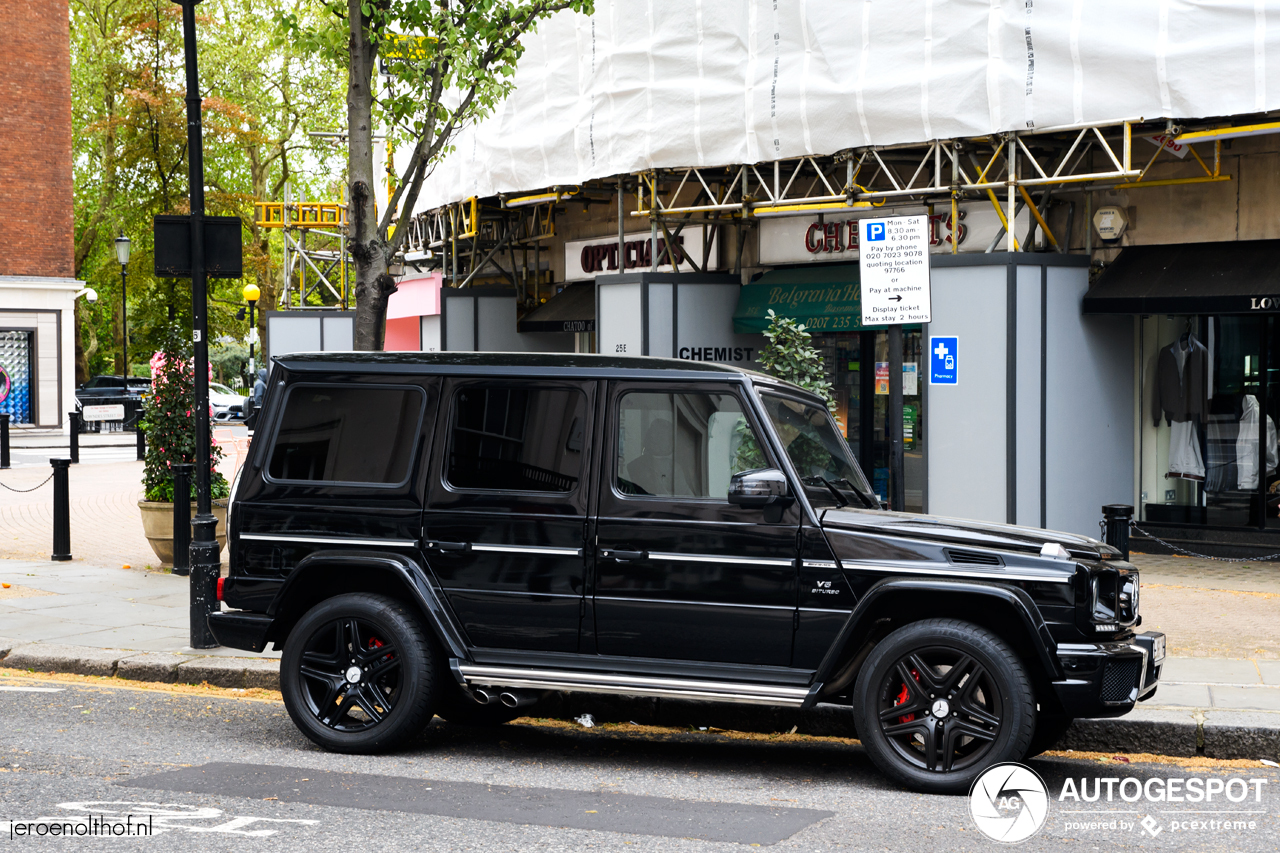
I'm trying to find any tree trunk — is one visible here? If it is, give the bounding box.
[347,1,396,351]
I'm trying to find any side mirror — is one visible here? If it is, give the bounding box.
[728,468,795,520]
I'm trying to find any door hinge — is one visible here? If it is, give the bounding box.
[793,609,801,631]
[579,597,587,618]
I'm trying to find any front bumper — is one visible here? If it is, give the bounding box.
[1050,631,1165,718]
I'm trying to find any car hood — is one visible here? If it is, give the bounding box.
[820,506,1116,560]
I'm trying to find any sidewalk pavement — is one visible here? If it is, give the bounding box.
[2,555,1280,759]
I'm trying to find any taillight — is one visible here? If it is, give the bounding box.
[216,577,225,601]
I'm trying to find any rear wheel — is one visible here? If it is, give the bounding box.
[852,619,1035,794]
[280,593,438,753]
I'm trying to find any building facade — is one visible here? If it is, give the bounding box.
[0,0,79,428]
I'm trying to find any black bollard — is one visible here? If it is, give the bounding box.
[68,411,80,464]
[190,516,221,649]
[1102,504,1134,561]
[1,413,9,469]
[171,463,192,576]
[50,458,71,561]
[136,423,146,462]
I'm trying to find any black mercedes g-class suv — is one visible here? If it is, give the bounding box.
[210,353,1164,793]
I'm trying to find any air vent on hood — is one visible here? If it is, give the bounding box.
[946,549,1003,567]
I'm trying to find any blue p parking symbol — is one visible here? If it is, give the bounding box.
[866,222,886,242]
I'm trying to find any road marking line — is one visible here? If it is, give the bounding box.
[0,685,63,693]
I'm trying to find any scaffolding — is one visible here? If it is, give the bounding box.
[254,184,349,309]
[411,115,1243,267]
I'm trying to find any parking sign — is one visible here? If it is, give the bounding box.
[930,336,958,385]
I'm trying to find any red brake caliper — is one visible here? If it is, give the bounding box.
[368,636,389,659]
[894,668,921,724]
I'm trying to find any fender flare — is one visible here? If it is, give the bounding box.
[265,549,470,661]
[814,577,1063,684]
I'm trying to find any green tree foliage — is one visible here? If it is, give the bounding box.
[757,310,837,412]
[140,326,229,503]
[279,0,594,350]
[70,0,345,382]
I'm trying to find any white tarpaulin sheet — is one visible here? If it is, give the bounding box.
[416,0,1280,211]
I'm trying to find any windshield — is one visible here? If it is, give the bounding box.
[759,392,879,509]
[210,384,235,396]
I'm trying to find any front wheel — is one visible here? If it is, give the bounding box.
[280,593,439,753]
[852,619,1035,794]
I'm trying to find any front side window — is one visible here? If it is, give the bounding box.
[446,385,587,492]
[760,393,878,508]
[267,385,423,484]
[616,391,767,499]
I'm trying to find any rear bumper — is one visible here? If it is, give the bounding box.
[207,610,272,653]
[1050,631,1165,718]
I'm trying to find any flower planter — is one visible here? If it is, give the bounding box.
[138,499,227,565]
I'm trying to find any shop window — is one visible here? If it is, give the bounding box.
[446,385,586,492]
[615,391,765,499]
[1139,316,1276,528]
[268,385,423,485]
[0,330,34,424]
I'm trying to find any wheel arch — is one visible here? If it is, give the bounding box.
[264,550,469,661]
[816,579,1064,708]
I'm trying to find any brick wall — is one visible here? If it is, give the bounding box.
[0,0,73,279]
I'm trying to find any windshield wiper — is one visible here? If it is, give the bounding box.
[808,476,849,508]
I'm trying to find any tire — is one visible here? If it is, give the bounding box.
[851,619,1035,794]
[1026,714,1074,758]
[280,593,439,754]
[434,684,525,727]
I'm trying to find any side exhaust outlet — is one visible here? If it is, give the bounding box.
[499,691,538,709]
[472,687,498,705]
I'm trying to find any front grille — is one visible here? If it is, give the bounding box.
[1101,659,1142,702]
[946,549,1003,567]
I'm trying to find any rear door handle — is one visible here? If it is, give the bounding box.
[600,549,647,562]
[425,540,470,553]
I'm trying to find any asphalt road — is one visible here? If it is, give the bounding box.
[2,675,1278,852]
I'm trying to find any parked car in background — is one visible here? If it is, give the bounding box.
[211,382,248,421]
[74,375,148,431]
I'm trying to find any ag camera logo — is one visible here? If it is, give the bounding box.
[865,222,886,242]
[969,763,1049,843]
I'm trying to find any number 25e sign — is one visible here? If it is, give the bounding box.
[858,216,932,326]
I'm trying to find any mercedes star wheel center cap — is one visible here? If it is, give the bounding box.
[345,666,362,684]
[932,698,951,717]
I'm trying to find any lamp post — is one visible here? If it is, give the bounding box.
[114,233,131,376]
[242,283,260,377]
[174,0,218,649]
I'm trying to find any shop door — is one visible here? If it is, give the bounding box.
[592,383,800,666]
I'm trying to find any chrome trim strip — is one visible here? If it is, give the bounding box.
[441,588,582,599]
[647,551,794,567]
[841,562,1071,584]
[799,607,852,614]
[239,533,417,548]
[594,595,794,611]
[471,544,583,557]
[1131,643,1151,699]
[457,664,810,707]
[802,560,839,569]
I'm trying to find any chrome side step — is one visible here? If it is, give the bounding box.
[456,664,813,707]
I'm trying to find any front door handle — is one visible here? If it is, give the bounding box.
[425,540,470,553]
[600,548,647,562]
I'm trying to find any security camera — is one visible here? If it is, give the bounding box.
[85,288,98,304]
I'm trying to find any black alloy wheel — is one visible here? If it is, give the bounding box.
[852,619,1035,794]
[281,593,439,753]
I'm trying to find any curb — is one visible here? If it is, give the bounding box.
[2,638,1277,760]
[0,640,279,692]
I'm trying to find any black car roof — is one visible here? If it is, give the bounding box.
[274,351,759,379]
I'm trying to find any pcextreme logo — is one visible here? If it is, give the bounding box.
[969,763,1050,843]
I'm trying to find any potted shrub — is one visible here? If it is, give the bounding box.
[137,326,231,564]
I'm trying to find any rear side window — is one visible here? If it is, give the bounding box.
[267,385,423,485]
[446,385,587,492]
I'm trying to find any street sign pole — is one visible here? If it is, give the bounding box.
[887,323,904,511]
[175,0,219,649]
[859,215,932,512]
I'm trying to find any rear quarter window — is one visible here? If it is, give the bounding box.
[267,384,424,486]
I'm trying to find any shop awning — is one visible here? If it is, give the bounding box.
[734,264,873,334]
[1083,240,1280,315]
[517,281,595,333]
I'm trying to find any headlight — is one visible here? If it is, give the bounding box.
[1091,569,1138,627]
